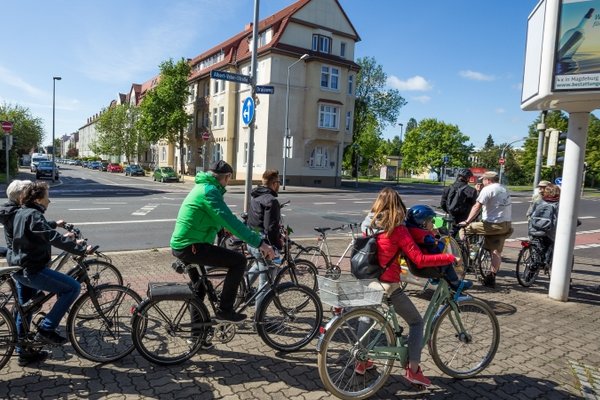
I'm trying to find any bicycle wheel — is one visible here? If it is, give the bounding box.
[83,259,123,287]
[132,297,210,366]
[317,307,395,400]
[68,284,142,363]
[296,246,339,278]
[515,246,539,287]
[0,307,17,370]
[429,298,500,378]
[256,282,322,352]
[477,248,493,278]
[205,266,247,310]
[276,258,318,292]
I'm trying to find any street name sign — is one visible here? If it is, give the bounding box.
[256,85,275,94]
[210,70,251,84]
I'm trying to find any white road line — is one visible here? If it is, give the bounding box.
[579,216,596,219]
[353,201,373,204]
[314,202,336,205]
[58,218,176,226]
[97,202,127,205]
[132,203,159,216]
[68,208,110,211]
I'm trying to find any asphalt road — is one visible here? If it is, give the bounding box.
[5,165,599,258]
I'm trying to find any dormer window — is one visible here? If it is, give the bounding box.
[312,34,331,54]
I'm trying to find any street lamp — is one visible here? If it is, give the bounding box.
[397,123,404,183]
[282,53,309,190]
[52,76,62,182]
[498,137,527,184]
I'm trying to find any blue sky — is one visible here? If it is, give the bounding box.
[1,0,540,148]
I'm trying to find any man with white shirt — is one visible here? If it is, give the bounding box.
[459,171,513,288]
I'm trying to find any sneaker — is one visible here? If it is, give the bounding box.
[405,366,431,387]
[214,309,247,323]
[450,280,473,291]
[483,273,496,288]
[354,360,375,375]
[17,350,49,366]
[34,329,67,346]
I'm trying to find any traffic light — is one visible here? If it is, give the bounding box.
[11,137,17,149]
[556,131,567,165]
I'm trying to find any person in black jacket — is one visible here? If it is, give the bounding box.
[0,180,32,256]
[246,170,282,308]
[9,182,92,349]
[440,169,478,234]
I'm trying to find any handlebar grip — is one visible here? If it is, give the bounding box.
[64,223,74,231]
[90,245,100,253]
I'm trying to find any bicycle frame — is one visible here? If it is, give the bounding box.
[316,223,360,268]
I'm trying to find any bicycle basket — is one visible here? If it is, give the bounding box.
[317,275,384,307]
[405,258,444,279]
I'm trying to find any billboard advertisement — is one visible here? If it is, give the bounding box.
[554,0,600,90]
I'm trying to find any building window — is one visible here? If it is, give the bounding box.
[218,107,224,127]
[161,147,166,162]
[346,111,352,130]
[312,34,331,54]
[321,66,339,90]
[348,75,354,95]
[213,79,224,95]
[340,42,346,58]
[309,146,329,168]
[319,104,339,129]
[212,143,222,163]
[203,112,209,127]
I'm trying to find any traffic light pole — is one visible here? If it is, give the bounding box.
[5,136,9,183]
[549,112,590,302]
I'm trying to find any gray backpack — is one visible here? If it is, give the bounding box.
[529,202,558,237]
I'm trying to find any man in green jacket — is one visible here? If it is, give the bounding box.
[170,160,275,322]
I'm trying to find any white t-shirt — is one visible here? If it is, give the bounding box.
[477,183,512,223]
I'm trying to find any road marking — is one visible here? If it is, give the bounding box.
[353,201,373,204]
[68,208,110,211]
[314,202,336,205]
[133,204,159,216]
[97,202,127,205]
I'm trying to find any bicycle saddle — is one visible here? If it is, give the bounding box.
[314,227,331,234]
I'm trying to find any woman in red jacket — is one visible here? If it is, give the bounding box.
[360,187,456,386]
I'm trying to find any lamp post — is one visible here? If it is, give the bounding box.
[498,137,526,184]
[397,123,404,182]
[282,53,309,190]
[52,76,62,182]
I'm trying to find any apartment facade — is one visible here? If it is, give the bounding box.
[78,0,360,186]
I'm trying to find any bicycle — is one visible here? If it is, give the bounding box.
[291,223,362,280]
[316,266,500,399]
[0,247,142,369]
[131,254,324,366]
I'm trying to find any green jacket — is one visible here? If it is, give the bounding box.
[170,172,262,250]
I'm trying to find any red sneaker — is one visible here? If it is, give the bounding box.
[405,366,431,387]
[354,360,375,375]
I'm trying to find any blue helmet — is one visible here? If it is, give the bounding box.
[407,205,436,227]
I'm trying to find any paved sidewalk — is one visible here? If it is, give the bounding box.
[1,240,599,399]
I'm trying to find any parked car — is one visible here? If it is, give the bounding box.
[100,161,109,171]
[107,163,123,173]
[125,164,145,176]
[35,161,59,180]
[153,167,179,182]
[89,161,101,170]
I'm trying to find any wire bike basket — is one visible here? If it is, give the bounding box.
[317,275,384,307]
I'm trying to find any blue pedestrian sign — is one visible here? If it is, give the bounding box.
[555,177,562,186]
[242,97,255,126]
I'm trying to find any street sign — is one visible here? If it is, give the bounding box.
[499,158,505,165]
[442,155,449,163]
[256,85,275,94]
[1,121,13,133]
[210,70,251,84]
[555,177,562,186]
[242,97,255,126]
[202,132,210,141]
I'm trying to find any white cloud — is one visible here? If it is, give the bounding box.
[0,65,46,99]
[387,75,432,91]
[412,95,431,104]
[459,70,495,81]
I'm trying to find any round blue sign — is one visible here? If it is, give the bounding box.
[555,177,562,186]
[242,97,255,126]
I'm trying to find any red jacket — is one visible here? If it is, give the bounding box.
[377,225,455,283]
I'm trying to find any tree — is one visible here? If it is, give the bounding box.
[383,135,402,156]
[401,118,473,181]
[95,103,142,163]
[586,114,600,186]
[137,58,191,176]
[0,102,44,156]
[405,118,418,135]
[347,56,406,175]
[474,134,501,170]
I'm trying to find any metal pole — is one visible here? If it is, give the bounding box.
[243,0,259,212]
[533,111,547,188]
[282,54,308,190]
[5,136,8,184]
[52,76,61,181]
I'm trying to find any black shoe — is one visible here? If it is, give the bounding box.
[483,274,496,288]
[215,309,247,323]
[34,329,68,346]
[17,350,49,366]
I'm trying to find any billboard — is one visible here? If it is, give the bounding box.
[554,0,600,90]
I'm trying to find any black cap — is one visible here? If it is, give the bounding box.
[209,160,233,174]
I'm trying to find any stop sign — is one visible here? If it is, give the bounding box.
[202,132,210,141]
[1,121,13,133]
[499,158,505,165]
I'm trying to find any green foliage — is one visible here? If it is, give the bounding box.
[401,118,473,180]
[585,114,600,186]
[383,135,402,156]
[95,103,142,163]
[405,118,418,134]
[137,58,191,144]
[0,102,44,156]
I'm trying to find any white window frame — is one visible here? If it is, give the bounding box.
[212,108,218,127]
[348,75,354,95]
[218,107,224,127]
[312,34,331,54]
[346,111,352,130]
[320,65,339,90]
[212,143,222,163]
[340,42,346,58]
[309,146,329,168]
[319,104,339,129]
[161,147,166,162]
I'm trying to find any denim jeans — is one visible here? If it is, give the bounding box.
[13,267,81,333]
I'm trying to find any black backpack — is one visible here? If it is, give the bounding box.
[446,184,470,216]
[350,231,400,279]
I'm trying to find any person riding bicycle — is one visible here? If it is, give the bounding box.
[526,180,551,219]
[406,205,473,291]
[170,160,275,323]
[9,182,93,354]
[360,187,456,386]
[440,168,478,235]
[527,183,560,265]
[246,169,283,308]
